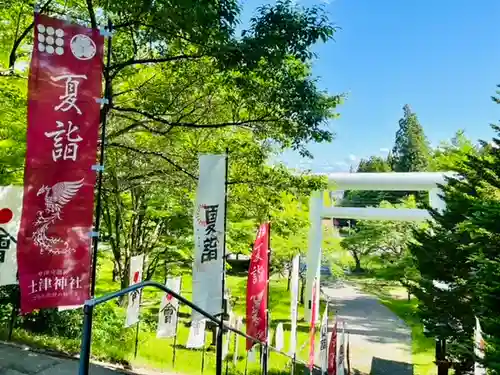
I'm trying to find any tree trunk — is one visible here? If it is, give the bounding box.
[352,252,363,272]
[112,261,118,282]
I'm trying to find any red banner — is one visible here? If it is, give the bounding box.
[308,278,318,370]
[17,14,103,313]
[246,222,270,350]
[328,319,338,375]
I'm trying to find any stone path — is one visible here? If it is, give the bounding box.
[322,281,413,375]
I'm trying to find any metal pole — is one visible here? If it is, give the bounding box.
[7,287,19,341]
[78,304,94,375]
[172,277,182,369]
[134,320,140,359]
[215,150,229,375]
[90,18,113,298]
[201,330,207,374]
[262,221,271,375]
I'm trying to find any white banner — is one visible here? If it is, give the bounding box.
[474,317,486,375]
[305,191,323,322]
[319,305,329,373]
[0,186,23,286]
[233,316,243,364]
[157,276,182,338]
[192,154,226,321]
[275,323,284,351]
[337,322,346,375]
[289,254,300,355]
[125,254,144,328]
[186,319,206,349]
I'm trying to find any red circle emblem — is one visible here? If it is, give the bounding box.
[133,271,140,283]
[0,208,13,225]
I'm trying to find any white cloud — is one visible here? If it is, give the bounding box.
[334,161,348,167]
[347,154,357,161]
[379,147,390,154]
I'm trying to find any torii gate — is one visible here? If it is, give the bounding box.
[304,172,454,321]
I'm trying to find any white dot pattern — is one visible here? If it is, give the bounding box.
[36,24,65,55]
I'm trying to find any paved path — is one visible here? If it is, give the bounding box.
[0,342,130,375]
[322,281,413,375]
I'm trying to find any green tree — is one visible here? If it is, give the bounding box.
[391,104,431,172]
[342,155,393,208]
[340,197,420,277]
[408,112,500,372]
[428,130,478,172]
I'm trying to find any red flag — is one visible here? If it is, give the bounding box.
[17,14,103,313]
[246,223,270,350]
[328,319,338,375]
[308,278,318,370]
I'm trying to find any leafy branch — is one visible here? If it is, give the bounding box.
[111,105,275,129]
[107,142,197,180]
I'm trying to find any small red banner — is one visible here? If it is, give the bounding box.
[246,222,270,350]
[17,14,103,313]
[308,278,318,370]
[328,319,338,375]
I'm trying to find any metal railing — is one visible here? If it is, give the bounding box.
[78,280,322,375]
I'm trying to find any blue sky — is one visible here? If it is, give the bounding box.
[240,0,500,172]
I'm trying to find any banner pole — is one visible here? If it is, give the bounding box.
[215,149,229,375]
[172,276,182,369]
[90,18,113,298]
[262,220,271,375]
[244,350,249,375]
[7,288,19,341]
[201,330,207,374]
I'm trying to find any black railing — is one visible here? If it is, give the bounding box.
[78,280,323,375]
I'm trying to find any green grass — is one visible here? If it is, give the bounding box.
[3,250,322,375]
[350,275,436,375]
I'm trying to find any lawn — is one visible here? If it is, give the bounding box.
[2,250,322,375]
[350,276,436,375]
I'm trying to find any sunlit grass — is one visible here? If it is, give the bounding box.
[3,250,319,374]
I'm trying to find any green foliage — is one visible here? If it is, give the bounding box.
[342,156,393,208]
[428,130,479,172]
[341,197,420,275]
[408,108,500,373]
[391,104,431,173]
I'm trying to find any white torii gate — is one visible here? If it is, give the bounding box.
[304,172,453,321]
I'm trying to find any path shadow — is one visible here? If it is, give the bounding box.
[370,357,414,375]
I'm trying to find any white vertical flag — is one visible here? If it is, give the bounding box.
[474,317,486,375]
[0,186,23,287]
[305,191,323,322]
[233,316,243,364]
[157,276,182,338]
[275,323,284,351]
[223,312,235,359]
[337,322,346,375]
[289,254,300,356]
[248,346,256,363]
[125,254,144,328]
[186,319,206,349]
[319,305,329,373]
[192,154,226,321]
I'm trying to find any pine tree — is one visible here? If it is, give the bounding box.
[392,104,430,172]
[409,111,500,374]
